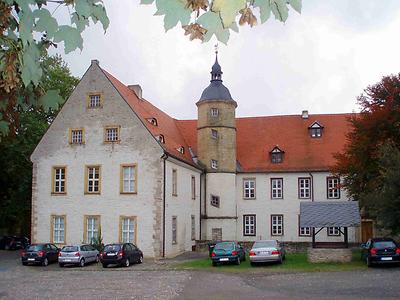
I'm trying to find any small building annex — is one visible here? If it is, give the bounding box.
[31,54,362,258]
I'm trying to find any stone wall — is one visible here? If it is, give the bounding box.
[307,247,353,263]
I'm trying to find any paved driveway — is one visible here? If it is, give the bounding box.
[1,250,400,299]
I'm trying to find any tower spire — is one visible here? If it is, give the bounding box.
[211,44,222,82]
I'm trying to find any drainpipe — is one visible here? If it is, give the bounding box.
[199,172,202,241]
[309,172,314,202]
[162,153,168,258]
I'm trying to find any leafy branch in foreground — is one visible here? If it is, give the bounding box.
[0,0,109,138]
[141,0,302,44]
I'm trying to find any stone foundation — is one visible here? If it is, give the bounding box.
[307,247,353,263]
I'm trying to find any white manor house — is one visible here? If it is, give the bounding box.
[31,55,363,258]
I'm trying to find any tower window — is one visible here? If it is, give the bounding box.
[211,129,218,139]
[308,121,324,138]
[210,108,219,117]
[270,146,284,164]
[211,195,220,208]
[211,159,218,169]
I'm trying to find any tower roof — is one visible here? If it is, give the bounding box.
[198,50,234,102]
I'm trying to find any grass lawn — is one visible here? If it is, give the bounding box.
[174,249,367,273]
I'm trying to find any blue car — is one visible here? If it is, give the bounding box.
[211,241,246,266]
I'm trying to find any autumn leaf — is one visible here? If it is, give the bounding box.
[239,8,257,27]
[182,23,207,41]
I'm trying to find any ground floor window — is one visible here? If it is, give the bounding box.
[243,215,256,236]
[84,215,100,243]
[51,215,66,244]
[120,216,136,243]
[299,226,311,236]
[191,215,196,240]
[327,227,341,236]
[172,216,177,244]
[271,215,284,236]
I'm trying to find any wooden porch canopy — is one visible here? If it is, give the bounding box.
[300,201,361,248]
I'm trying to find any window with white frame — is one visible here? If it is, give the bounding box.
[86,166,100,193]
[104,127,120,142]
[327,227,341,236]
[172,169,177,196]
[299,226,311,236]
[243,179,256,199]
[191,176,195,200]
[211,129,218,139]
[52,167,66,194]
[271,215,283,236]
[298,177,311,199]
[86,216,99,243]
[327,177,340,199]
[88,94,101,108]
[211,159,218,169]
[52,215,65,243]
[210,195,220,208]
[172,216,177,244]
[243,215,256,236]
[210,108,219,117]
[121,217,136,243]
[271,178,283,199]
[121,165,137,193]
[191,215,196,240]
[70,129,83,144]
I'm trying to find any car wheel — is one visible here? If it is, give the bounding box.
[138,255,143,264]
[212,261,218,267]
[59,263,64,267]
[95,255,99,263]
[124,258,130,267]
[102,263,108,268]
[42,257,49,267]
[79,258,85,267]
[236,257,241,265]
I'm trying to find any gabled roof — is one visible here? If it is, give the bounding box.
[101,69,197,167]
[300,201,361,227]
[176,113,354,172]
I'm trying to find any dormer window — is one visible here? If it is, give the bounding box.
[211,159,218,169]
[210,108,219,117]
[308,121,324,138]
[156,134,165,143]
[270,146,284,164]
[147,118,158,126]
[177,146,185,154]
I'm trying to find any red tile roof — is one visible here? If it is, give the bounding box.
[102,68,354,172]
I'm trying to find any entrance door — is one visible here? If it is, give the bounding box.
[361,220,373,242]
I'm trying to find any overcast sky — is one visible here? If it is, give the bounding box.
[54,0,400,120]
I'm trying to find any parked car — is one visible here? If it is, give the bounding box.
[361,238,400,267]
[249,240,285,265]
[0,236,29,250]
[58,244,99,267]
[211,241,246,266]
[21,243,59,266]
[100,243,143,268]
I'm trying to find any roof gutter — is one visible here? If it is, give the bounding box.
[162,152,168,258]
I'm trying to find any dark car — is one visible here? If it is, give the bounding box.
[100,243,143,268]
[0,236,29,250]
[21,243,60,266]
[211,241,246,266]
[361,238,400,267]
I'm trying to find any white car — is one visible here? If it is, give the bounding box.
[58,244,99,267]
[249,240,285,265]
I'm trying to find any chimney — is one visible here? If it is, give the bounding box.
[91,59,99,66]
[128,84,142,99]
[301,110,309,119]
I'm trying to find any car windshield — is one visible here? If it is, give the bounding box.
[62,246,79,252]
[27,245,43,251]
[104,245,121,252]
[253,241,277,248]
[214,242,234,251]
[374,241,396,249]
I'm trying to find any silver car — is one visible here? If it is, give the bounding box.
[58,244,99,267]
[249,240,285,265]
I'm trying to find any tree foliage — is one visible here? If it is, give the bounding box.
[143,0,302,44]
[333,74,400,233]
[0,0,108,137]
[0,54,79,235]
